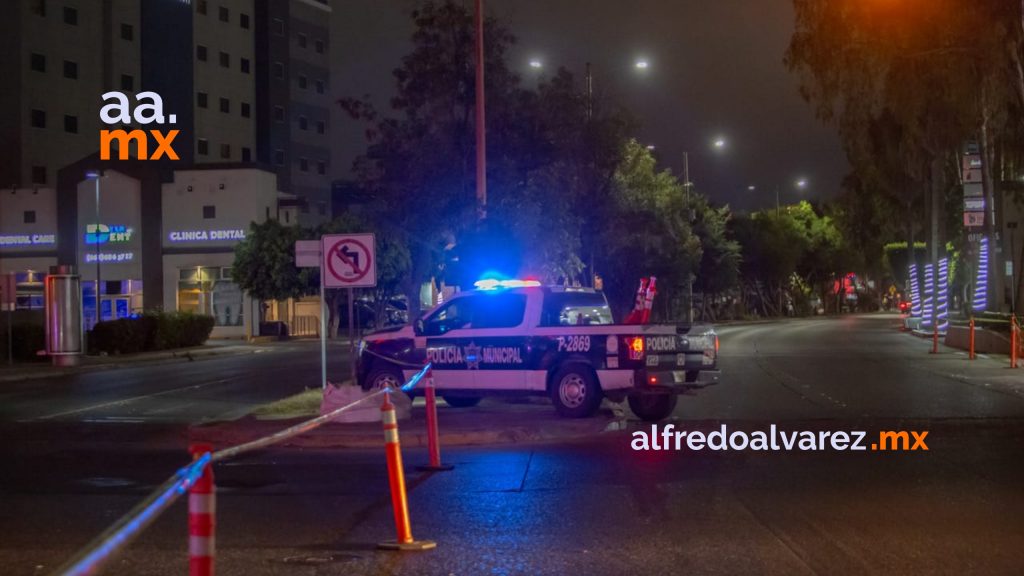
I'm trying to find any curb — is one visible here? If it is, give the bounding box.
[0,346,269,383]
[190,413,623,450]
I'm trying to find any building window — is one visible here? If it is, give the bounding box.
[30,109,46,128]
[240,57,250,73]
[31,166,46,184]
[273,18,284,35]
[63,6,77,25]
[197,138,209,155]
[315,79,325,94]
[273,105,284,122]
[218,6,229,22]
[219,51,229,68]
[273,61,283,79]
[239,13,249,29]
[203,205,216,219]
[315,39,325,54]
[298,33,307,48]
[120,23,133,41]
[219,97,230,113]
[299,157,308,172]
[241,147,251,162]
[197,92,208,108]
[63,60,78,79]
[298,116,308,130]
[24,210,37,224]
[274,149,284,165]
[196,45,207,61]
[316,120,326,135]
[316,160,326,175]
[64,114,78,134]
[31,0,46,17]
[120,73,134,91]
[220,143,230,159]
[240,102,250,118]
[30,53,46,73]
[297,75,307,89]
[197,0,207,15]
[177,267,243,327]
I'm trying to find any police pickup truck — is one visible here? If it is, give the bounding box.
[356,282,720,421]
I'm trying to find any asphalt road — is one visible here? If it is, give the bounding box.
[2,314,1024,575]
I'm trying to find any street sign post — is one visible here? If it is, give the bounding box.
[320,234,377,389]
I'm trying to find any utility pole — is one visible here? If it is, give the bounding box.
[585,62,593,120]
[474,0,487,220]
[683,152,693,322]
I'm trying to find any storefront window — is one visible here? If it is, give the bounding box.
[177,267,243,326]
[14,271,46,310]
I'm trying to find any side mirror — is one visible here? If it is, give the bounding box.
[414,318,425,336]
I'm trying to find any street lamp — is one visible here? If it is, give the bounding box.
[85,170,103,326]
[634,59,650,70]
[713,137,726,150]
[528,59,543,69]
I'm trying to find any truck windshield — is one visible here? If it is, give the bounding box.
[541,292,614,326]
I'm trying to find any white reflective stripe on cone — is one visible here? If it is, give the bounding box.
[189,493,216,515]
[384,428,399,444]
[189,535,216,557]
[382,409,397,426]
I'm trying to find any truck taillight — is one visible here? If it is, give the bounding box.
[627,336,644,360]
[714,335,719,354]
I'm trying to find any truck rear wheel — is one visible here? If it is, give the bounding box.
[363,365,403,392]
[549,364,602,418]
[628,392,678,421]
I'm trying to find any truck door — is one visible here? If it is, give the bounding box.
[465,292,529,390]
[419,295,478,390]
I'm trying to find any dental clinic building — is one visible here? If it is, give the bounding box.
[0,159,289,338]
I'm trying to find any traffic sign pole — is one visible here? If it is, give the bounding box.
[321,234,377,389]
[320,265,327,389]
[348,287,356,387]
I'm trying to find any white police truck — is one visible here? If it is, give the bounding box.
[356,281,720,421]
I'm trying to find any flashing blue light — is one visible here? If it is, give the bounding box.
[936,257,950,331]
[909,264,922,317]
[973,237,989,313]
[474,279,541,290]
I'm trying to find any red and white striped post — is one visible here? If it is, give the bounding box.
[968,317,976,360]
[418,368,453,472]
[378,392,436,551]
[188,443,216,576]
[930,323,939,354]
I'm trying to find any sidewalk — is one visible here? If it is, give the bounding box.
[191,397,623,449]
[0,340,273,383]
[904,331,1024,399]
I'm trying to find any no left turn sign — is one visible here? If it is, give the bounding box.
[322,233,376,288]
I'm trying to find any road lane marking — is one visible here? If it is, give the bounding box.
[34,382,222,420]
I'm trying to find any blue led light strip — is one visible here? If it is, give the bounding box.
[909,264,922,317]
[936,258,950,331]
[921,263,935,329]
[973,237,989,313]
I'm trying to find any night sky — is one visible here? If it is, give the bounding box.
[331,0,848,213]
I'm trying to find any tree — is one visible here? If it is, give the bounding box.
[232,219,311,322]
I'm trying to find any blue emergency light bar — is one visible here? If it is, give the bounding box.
[474,279,542,290]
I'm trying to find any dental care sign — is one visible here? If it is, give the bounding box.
[168,229,247,242]
[322,233,376,288]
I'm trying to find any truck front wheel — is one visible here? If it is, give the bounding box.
[628,392,678,421]
[549,364,602,418]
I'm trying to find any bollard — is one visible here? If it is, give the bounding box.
[418,369,454,472]
[188,443,216,576]
[378,392,436,551]
[930,323,938,354]
[1012,318,1020,369]
[969,317,976,360]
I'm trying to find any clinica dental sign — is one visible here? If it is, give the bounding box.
[168,229,247,242]
[99,91,180,161]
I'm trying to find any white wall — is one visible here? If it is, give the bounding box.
[162,168,278,248]
[0,187,59,254]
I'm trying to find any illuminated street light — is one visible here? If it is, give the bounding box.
[748,185,756,191]
[646,145,656,151]
[796,178,808,189]
[713,137,726,150]
[528,59,543,69]
[635,59,650,69]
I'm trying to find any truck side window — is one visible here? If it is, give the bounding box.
[422,296,477,336]
[540,292,614,326]
[472,294,527,329]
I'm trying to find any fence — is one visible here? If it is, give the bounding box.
[54,363,442,576]
[288,315,320,337]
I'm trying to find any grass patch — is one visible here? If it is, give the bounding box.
[251,388,322,420]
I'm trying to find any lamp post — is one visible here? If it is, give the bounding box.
[85,170,103,326]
